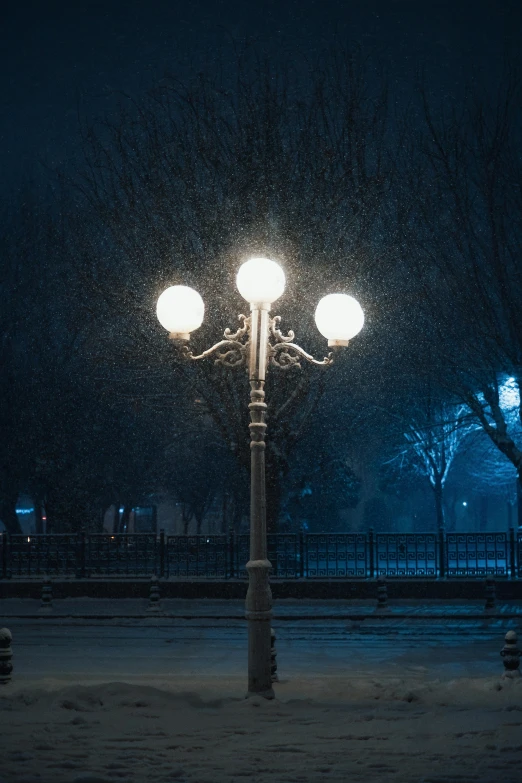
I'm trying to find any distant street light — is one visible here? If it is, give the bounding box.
[157,257,364,698]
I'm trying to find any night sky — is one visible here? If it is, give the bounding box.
[1,0,520,192]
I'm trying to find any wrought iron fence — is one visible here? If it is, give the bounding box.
[85,534,158,577]
[234,535,301,579]
[445,533,509,577]
[165,535,228,579]
[7,534,79,578]
[375,533,438,577]
[305,533,368,578]
[0,529,520,580]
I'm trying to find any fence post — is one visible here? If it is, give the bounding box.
[0,628,13,684]
[1,534,7,580]
[376,574,389,611]
[509,527,516,579]
[159,529,165,578]
[270,627,278,682]
[368,528,374,578]
[485,577,496,611]
[229,532,235,579]
[438,527,446,578]
[77,530,86,578]
[148,575,161,612]
[40,576,53,611]
[299,532,305,579]
[501,630,521,678]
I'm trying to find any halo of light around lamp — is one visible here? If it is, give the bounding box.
[236,257,285,306]
[314,293,364,346]
[156,285,205,339]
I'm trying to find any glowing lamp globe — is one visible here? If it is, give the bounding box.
[156,285,205,339]
[314,293,364,346]
[236,257,285,306]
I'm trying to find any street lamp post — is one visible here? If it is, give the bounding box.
[156,257,364,698]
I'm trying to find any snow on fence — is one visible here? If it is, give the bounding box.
[0,529,520,580]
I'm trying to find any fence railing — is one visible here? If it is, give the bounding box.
[0,529,520,580]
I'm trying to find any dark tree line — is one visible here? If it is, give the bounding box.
[1,50,521,534]
[65,49,393,533]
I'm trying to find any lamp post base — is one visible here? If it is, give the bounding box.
[245,558,275,699]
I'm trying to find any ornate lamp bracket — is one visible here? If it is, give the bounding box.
[173,314,250,368]
[268,315,333,370]
[172,311,334,371]
[269,341,333,369]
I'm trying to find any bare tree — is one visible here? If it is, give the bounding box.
[386,396,479,531]
[397,66,522,523]
[67,49,393,530]
[162,420,230,535]
[462,430,517,500]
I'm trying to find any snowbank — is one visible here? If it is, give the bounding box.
[1,675,522,782]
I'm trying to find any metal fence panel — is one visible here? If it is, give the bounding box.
[86,534,157,576]
[7,534,78,578]
[0,530,520,580]
[165,535,228,579]
[268,534,299,578]
[306,534,368,578]
[375,533,438,577]
[445,533,509,577]
[235,534,300,579]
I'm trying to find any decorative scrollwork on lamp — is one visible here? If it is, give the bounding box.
[270,341,333,369]
[269,315,294,344]
[174,313,249,368]
[177,312,333,371]
[186,339,247,367]
[224,313,250,342]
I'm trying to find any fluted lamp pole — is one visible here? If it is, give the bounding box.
[156,257,364,698]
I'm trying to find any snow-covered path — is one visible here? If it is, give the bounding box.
[3,596,522,619]
[3,615,514,681]
[1,607,521,783]
[2,674,522,783]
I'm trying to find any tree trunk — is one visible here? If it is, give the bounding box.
[182,506,192,535]
[348,460,377,532]
[265,472,283,534]
[447,496,457,532]
[0,489,22,534]
[34,502,44,534]
[120,504,132,533]
[433,476,445,533]
[232,494,244,534]
[97,501,111,533]
[507,500,514,530]
[265,452,289,534]
[112,505,120,534]
[479,495,488,531]
[517,475,522,529]
[222,492,229,534]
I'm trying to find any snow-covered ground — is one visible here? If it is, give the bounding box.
[2,675,522,783]
[1,605,521,782]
